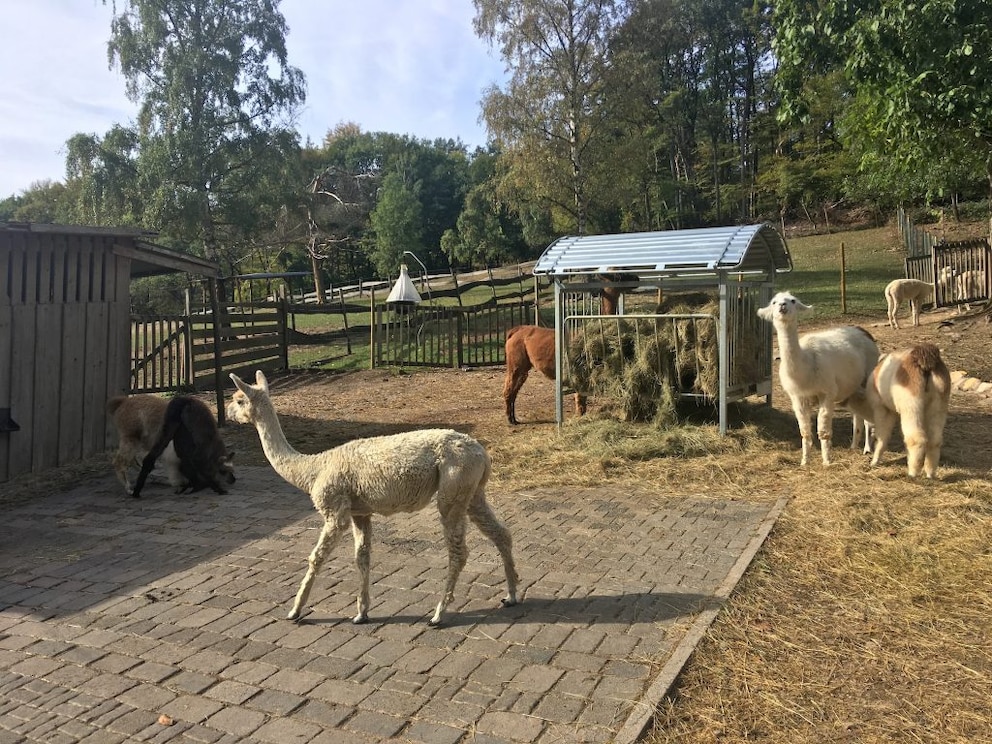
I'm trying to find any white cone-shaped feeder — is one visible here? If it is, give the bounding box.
[386,264,422,308]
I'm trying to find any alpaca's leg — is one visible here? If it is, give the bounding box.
[350,515,372,624]
[888,297,898,329]
[288,514,347,621]
[923,438,943,479]
[816,403,835,465]
[870,410,898,467]
[902,423,927,478]
[468,496,519,609]
[574,392,587,416]
[791,398,815,466]
[923,410,948,479]
[430,506,469,627]
[911,299,920,327]
[113,447,134,493]
[503,368,530,425]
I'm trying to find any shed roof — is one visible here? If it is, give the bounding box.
[1,222,221,279]
[532,224,791,277]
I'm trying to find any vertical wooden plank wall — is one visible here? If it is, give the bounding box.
[0,230,130,482]
[7,231,36,478]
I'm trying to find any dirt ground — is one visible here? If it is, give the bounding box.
[221,302,992,468]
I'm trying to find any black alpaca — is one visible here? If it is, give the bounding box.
[131,396,235,498]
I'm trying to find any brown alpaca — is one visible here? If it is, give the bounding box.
[107,395,185,494]
[503,325,586,425]
[130,396,235,498]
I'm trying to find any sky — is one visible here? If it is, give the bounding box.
[0,0,507,198]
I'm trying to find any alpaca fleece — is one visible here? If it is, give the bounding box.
[227,370,519,627]
[130,396,234,498]
[107,394,184,493]
[758,291,879,466]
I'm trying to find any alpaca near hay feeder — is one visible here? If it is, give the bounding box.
[226,370,519,627]
[531,225,793,433]
[757,291,879,466]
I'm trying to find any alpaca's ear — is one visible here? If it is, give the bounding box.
[756,304,773,321]
[230,372,249,394]
[255,370,269,393]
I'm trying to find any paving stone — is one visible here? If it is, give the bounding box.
[0,472,778,744]
[204,706,267,738]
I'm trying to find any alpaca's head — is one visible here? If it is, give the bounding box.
[757,291,811,326]
[227,370,271,425]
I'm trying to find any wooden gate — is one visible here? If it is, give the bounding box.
[129,305,287,394]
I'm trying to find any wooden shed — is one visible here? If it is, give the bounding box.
[0,222,220,483]
[532,224,792,433]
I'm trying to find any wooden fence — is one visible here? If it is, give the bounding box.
[372,302,533,368]
[129,305,286,394]
[126,266,550,395]
[905,238,991,309]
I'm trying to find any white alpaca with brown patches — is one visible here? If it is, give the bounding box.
[845,343,951,478]
[884,278,931,329]
[757,292,879,466]
[226,370,519,626]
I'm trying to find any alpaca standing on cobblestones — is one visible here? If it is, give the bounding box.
[227,370,519,626]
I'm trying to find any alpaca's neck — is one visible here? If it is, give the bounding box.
[252,399,320,493]
[775,321,813,380]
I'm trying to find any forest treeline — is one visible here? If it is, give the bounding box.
[2,0,990,311]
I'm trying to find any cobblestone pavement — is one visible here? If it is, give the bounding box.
[0,467,784,744]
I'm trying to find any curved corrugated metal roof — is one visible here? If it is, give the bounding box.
[532,224,791,276]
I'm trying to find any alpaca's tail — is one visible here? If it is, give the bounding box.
[908,343,944,376]
[106,395,127,416]
[909,344,951,396]
[506,325,526,340]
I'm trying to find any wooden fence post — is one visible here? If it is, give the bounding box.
[210,277,226,425]
[840,242,847,314]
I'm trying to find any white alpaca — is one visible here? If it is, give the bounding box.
[107,395,184,493]
[953,269,987,303]
[757,292,879,466]
[844,343,951,478]
[226,370,519,626]
[884,278,931,329]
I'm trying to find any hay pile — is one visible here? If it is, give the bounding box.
[565,299,761,424]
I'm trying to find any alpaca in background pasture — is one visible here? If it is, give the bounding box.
[227,370,519,627]
[884,278,931,329]
[503,325,586,425]
[844,343,951,478]
[758,291,879,466]
[953,269,988,305]
[107,395,184,494]
[130,396,235,498]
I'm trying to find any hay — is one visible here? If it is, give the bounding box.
[564,298,762,423]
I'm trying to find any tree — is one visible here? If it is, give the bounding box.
[474,0,632,235]
[104,0,306,267]
[368,171,424,278]
[443,148,528,267]
[774,0,992,208]
[63,126,142,226]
